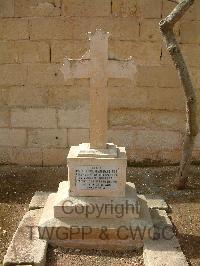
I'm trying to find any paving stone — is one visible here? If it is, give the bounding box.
[3,209,47,266]
[29,191,51,210]
[144,194,169,212]
[143,209,188,266]
[151,209,172,227]
[143,238,188,266]
[150,209,174,240]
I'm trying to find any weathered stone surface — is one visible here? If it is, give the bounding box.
[0,129,26,147]
[134,129,182,150]
[3,209,47,266]
[29,191,51,210]
[47,86,89,107]
[0,64,27,86]
[67,145,127,197]
[181,44,200,67]
[51,40,88,63]
[0,110,10,127]
[0,18,28,40]
[180,21,200,44]
[194,134,200,149]
[140,19,162,42]
[42,148,68,166]
[109,109,185,131]
[54,181,140,219]
[136,65,180,88]
[109,40,161,65]
[71,17,139,41]
[15,0,61,17]
[112,0,137,17]
[127,148,181,165]
[0,88,9,106]
[38,192,153,249]
[108,129,136,149]
[11,108,57,128]
[143,209,188,266]
[139,0,162,18]
[77,142,119,158]
[108,85,185,111]
[50,238,143,251]
[10,147,43,166]
[58,106,89,129]
[27,63,73,86]
[144,195,169,212]
[144,238,188,266]
[68,128,90,146]
[27,129,68,148]
[62,0,111,17]
[0,41,49,64]
[30,18,73,40]
[0,0,14,17]
[8,86,48,107]
[150,209,173,231]
[191,68,200,89]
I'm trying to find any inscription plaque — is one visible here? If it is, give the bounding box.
[75,166,119,190]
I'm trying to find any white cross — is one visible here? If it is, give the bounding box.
[61,29,136,149]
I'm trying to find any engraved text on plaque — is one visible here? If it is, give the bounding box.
[75,166,118,190]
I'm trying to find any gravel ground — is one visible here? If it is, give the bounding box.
[0,165,199,265]
[46,246,143,266]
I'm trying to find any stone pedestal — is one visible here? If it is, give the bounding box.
[68,143,127,197]
[38,143,154,250]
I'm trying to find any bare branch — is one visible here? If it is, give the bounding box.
[159,0,198,189]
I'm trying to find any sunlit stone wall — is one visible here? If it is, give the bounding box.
[0,0,200,165]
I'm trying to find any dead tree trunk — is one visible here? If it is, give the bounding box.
[159,0,198,189]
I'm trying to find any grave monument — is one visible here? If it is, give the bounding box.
[38,29,153,250]
[3,29,188,266]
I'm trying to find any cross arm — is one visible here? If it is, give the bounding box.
[61,58,90,80]
[107,59,137,80]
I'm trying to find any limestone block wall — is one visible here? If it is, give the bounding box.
[0,0,200,166]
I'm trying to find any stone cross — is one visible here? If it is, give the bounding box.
[61,29,136,149]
